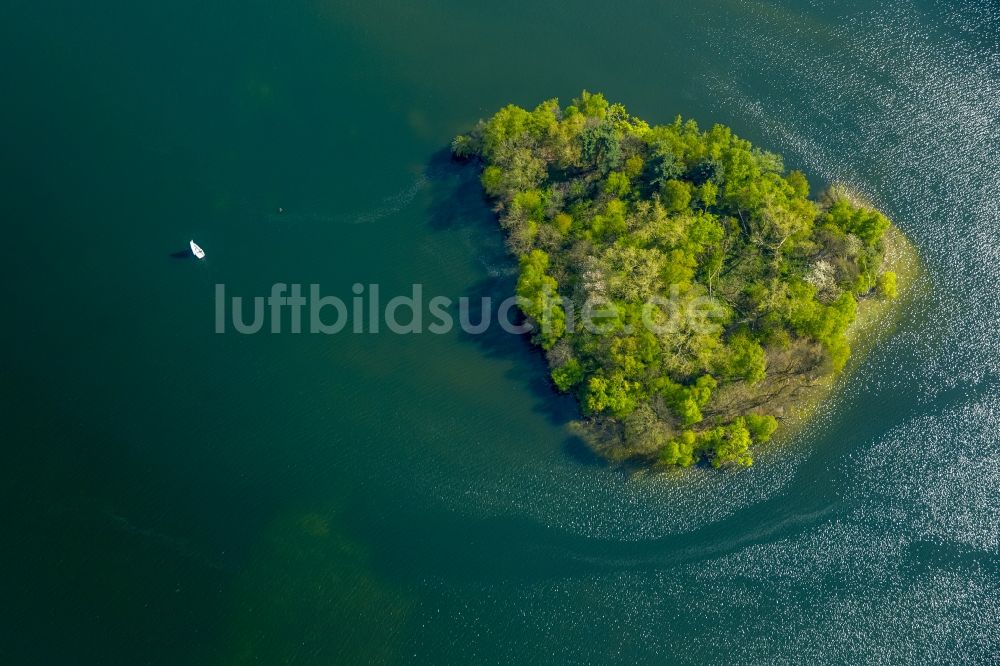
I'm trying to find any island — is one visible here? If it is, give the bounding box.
[453,92,910,469]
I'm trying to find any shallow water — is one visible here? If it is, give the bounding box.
[1,0,998,663]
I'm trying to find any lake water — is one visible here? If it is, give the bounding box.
[2,0,998,663]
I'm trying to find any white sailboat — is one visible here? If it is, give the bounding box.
[189,239,205,259]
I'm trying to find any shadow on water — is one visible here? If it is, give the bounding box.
[561,434,606,467]
[424,148,497,234]
[169,248,194,260]
[424,148,602,465]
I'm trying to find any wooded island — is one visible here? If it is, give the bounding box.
[454,92,903,468]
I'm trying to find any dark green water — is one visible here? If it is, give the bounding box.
[2,0,998,663]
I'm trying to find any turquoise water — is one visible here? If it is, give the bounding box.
[2,0,998,663]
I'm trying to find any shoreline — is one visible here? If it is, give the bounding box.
[763,222,923,449]
[575,222,922,471]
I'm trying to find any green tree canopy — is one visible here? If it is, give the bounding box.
[455,93,897,468]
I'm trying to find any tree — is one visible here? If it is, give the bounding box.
[573,90,609,119]
[822,198,889,246]
[710,419,754,467]
[877,271,898,299]
[481,166,503,197]
[459,92,903,469]
[624,155,644,179]
[552,212,573,235]
[551,358,584,391]
[624,404,671,457]
[787,170,809,198]
[661,430,698,467]
[516,250,566,349]
[649,142,684,188]
[603,244,665,302]
[658,375,716,426]
[482,104,532,159]
[717,333,767,384]
[584,373,640,419]
[581,122,623,174]
[661,179,692,213]
[745,413,778,443]
[604,171,631,198]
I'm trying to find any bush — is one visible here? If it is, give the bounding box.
[457,93,902,469]
[877,271,898,299]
